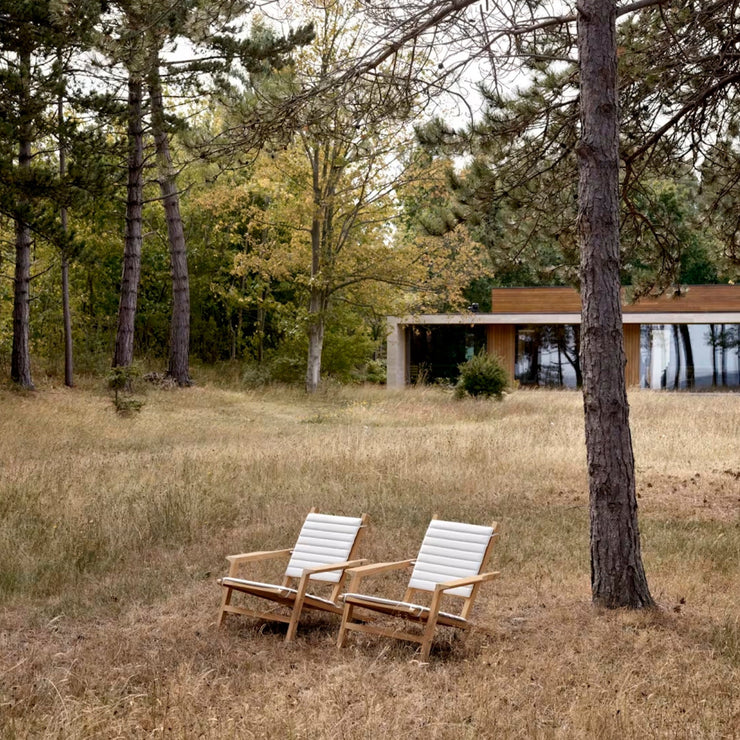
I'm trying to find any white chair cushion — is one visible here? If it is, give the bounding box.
[407,519,494,597]
[284,513,365,583]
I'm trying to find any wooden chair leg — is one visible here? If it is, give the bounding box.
[285,594,306,642]
[218,586,233,627]
[420,591,443,660]
[286,572,312,642]
[337,602,353,648]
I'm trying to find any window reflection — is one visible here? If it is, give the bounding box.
[515,325,581,388]
[408,325,488,384]
[640,324,740,389]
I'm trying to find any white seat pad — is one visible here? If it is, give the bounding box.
[219,577,338,607]
[341,593,467,625]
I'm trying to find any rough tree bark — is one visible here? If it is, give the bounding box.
[11,48,34,389]
[112,72,144,369]
[576,0,654,608]
[148,54,191,386]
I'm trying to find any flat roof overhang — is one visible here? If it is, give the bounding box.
[389,312,740,326]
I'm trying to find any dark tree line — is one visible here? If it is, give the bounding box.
[0,0,313,389]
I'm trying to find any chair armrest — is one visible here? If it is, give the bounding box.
[345,559,415,592]
[434,571,500,593]
[225,548,292,576]
[346,559,415,576]
[295,559,369,600]
[226,548,292,564]
[301,558,368,576]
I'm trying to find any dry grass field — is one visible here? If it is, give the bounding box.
[0,379,738,739]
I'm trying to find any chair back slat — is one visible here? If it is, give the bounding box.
[285,513,365,583]
[408,519,495,597]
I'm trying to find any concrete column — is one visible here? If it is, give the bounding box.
[386,318,406,389]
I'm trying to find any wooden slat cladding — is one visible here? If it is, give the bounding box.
[491,285,740,314]
[623,324,641,386]
[621,285,740,313]
[492,287,582,313]
[487,325,516,380]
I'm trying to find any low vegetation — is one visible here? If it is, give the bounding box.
[456,351,509,399]
[0,381,738,738]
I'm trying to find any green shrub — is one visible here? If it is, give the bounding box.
[456,351,509,399]
[107,365,145,415]
[364,359,387,384]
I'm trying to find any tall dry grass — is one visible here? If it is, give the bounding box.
[0,382,738,738]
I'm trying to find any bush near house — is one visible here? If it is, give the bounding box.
[456,351,509,398]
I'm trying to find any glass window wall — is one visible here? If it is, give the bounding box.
[640,324,740,389]
[515,325,581,388]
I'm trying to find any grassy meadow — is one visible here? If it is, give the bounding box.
[0,380,738,738]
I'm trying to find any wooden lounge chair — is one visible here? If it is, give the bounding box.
[218,509,369,641]
[337,517,499,660]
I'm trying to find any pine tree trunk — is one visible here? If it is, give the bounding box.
[11,195,33,389]
[577,0,653,609]
[59,72,74,388]
[113,72,144,369]
[61,254,73,387]
[11,49,34,389]
[148,57,191,386]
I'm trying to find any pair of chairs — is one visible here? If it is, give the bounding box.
[217,509,500,660]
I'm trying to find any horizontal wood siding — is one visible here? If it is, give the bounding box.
[491,285,740,314]
[621,285,740,313]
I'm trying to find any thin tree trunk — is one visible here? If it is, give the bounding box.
[709,324,718,386]
[306,159,326,393]
[574,326,583,387]
[672,324,681,389]
[679,324,694,388]
[113,72,144,368]
[576,0,653,608]
[306,286,326,393]
[58,65,74,387]
[61,251,73,387]
[148,56,191,386]
[11,49,34,389]
[12,195,34,389]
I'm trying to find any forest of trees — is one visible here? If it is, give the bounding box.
[1,0,737,393]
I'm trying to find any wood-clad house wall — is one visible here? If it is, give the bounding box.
[488,285,740,387]
[623,324,641,387]
[491,285,740,314]
[487,325,516,380]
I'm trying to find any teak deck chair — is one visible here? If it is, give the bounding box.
[337,517,499,660]
[217,509,368,641]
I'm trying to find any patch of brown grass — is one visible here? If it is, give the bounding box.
[0,384,738,738]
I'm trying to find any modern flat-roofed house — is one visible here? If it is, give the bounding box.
[386,285,740,390]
